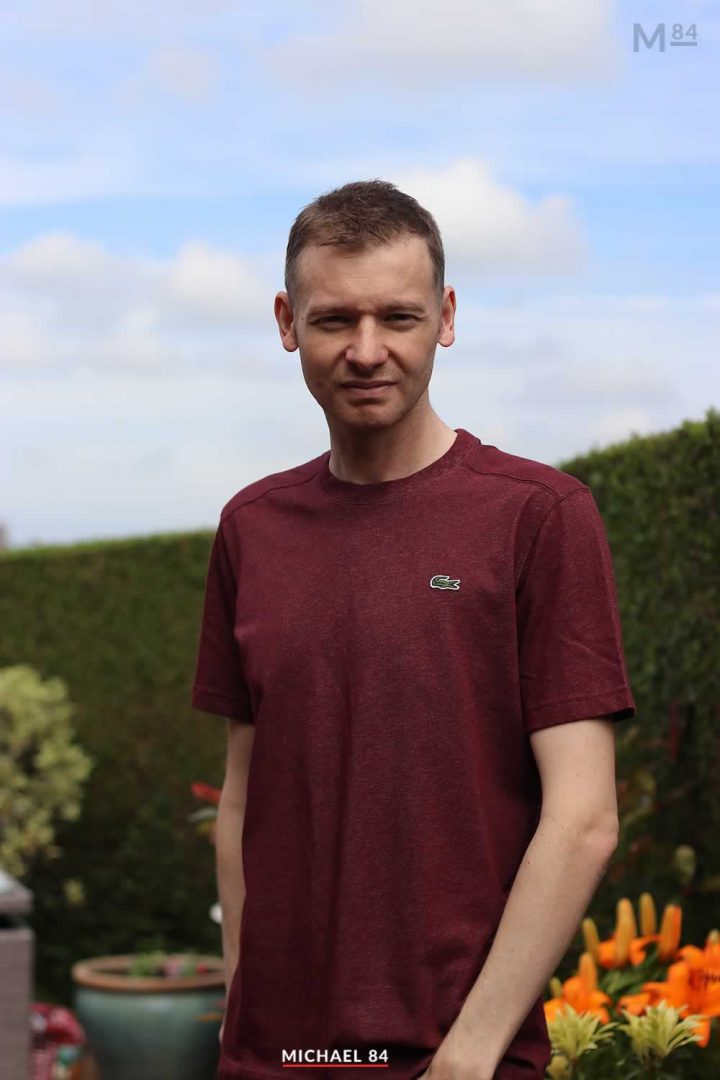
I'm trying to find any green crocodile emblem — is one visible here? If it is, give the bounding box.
[429,574,460,590]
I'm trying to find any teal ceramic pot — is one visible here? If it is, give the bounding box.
[71,954,225,1080]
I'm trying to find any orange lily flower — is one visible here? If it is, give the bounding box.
[617,935,720,1049]
[544,951,613,1025]
[584,896,682,970]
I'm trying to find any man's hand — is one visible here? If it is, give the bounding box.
[415,1058,493,1080]
[415,1021,495,1080]
[416,1061,493,1080]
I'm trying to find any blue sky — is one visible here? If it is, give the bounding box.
[2,0,718,547]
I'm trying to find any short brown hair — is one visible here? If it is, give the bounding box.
[284,179,445,310]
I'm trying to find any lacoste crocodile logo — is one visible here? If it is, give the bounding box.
[429,574,461,590]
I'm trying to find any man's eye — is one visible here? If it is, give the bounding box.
[319,315,414,325]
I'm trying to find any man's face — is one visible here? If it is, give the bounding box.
[274,234,455,434]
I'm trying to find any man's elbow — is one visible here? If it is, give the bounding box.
[540,808,620,850]
[582,815,620,851]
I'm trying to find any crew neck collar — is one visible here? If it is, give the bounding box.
[317,427,477,504]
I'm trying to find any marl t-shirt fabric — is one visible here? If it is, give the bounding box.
[190,427,637,1080]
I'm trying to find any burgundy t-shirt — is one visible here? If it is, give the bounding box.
[191,427,636,1080]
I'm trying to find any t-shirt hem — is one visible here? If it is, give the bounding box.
[218,1064,546,1080]
[219,1068,403,1080]
[218,1068,283,1080]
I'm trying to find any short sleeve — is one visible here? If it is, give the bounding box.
[190,518,254,724]
[516,487,636,734]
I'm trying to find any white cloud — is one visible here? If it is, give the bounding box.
[147,46,218,100]
[395,160,586,275]
[590,408,656,446]
[118,46,220,106]
[0,232,276,370]
[261,0,617,86]
[1,232,164,332]
[0,72,60,119]
[8,0,245,41]
[165,242,270,323]
[4,232,130,290]
[0,135,146,208]
[0,310,47,366]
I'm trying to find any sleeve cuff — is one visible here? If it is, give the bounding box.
[525,685,636,733]
[190,685,254,724]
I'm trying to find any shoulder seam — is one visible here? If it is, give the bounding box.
[460,458,587,500]
[220,461,325,522]
[515,486,591,590]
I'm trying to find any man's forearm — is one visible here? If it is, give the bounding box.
[437,818,618,1077]
[215,793,247,993]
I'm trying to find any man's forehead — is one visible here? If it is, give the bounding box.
[302,236,428,269]
[295,239,436,311]
[305,295,427,313]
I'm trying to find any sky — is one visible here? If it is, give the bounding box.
[2,0,718,549]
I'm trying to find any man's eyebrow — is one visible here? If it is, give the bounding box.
[306,301,427,318]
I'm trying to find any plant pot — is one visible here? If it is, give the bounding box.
[71,954,225,1080]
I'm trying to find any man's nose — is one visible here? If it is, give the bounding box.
[344,318,389,365]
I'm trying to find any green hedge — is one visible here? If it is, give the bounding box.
[1,407,718,1005]
[546,406,720,980]
[0,529,226,1002]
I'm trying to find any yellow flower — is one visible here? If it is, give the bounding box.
[617,1000,704,1065]
[545,1052,572,1079]
[545,1002,618,1068]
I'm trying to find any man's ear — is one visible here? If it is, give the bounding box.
[437,286,456,348]
[274,291,299,352]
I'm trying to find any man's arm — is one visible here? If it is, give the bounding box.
[422,717,620,1079]
[216,719,255,996]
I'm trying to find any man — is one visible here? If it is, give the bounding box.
[191,179,636,1080]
